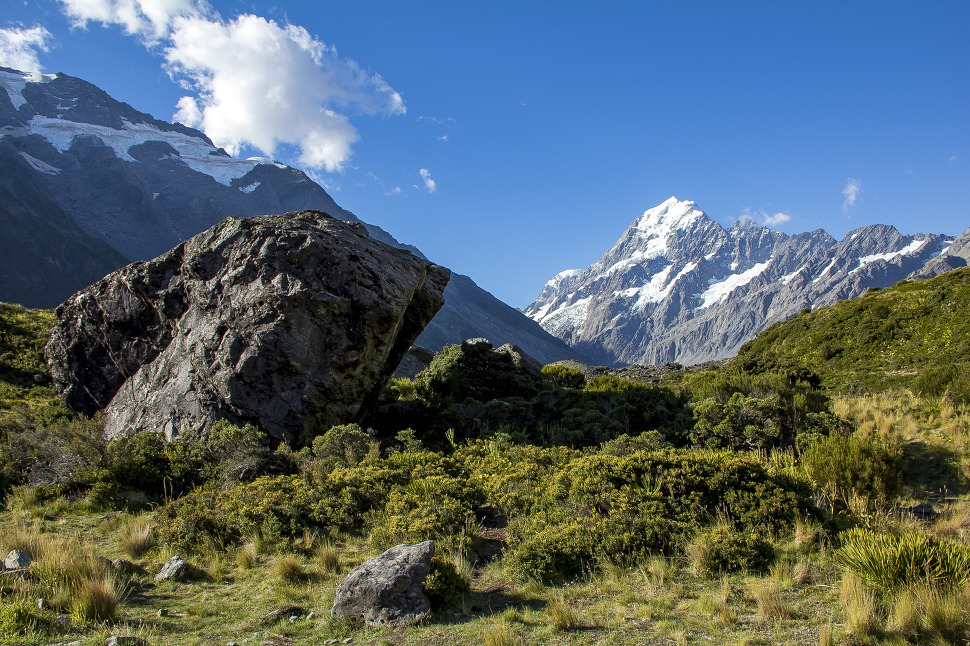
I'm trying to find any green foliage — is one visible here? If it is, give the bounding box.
[312,423,372,469]
[0,303,55,391]
[500,448,810,583]
[735,267,970,400]
[800,429,903,504]
[384,377,418,401]
[542,364,586,389]
[0,600,38,637]
[423,554,471,610]
[691,393,784,451]
[415,341,541,407]
[688,525,775,575]
[837,527,970,593]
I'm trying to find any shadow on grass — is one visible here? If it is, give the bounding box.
[902,438,968,499]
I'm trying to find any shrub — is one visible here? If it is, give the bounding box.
[688,525,775,575]
[542,364,586,389]
[312,423,372,469]
[690,393,784,451]
[837,527,970,593]
[801,429,903,505]
[423,554,471,610]
[504,519,596,583]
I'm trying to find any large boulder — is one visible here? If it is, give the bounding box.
[46,211,449,441]
[332,541,434,626]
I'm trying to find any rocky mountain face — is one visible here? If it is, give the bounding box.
[46,211,449,441]
[0,67,583,365]
[527,197,963,367]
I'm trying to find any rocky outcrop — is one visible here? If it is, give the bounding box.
[331,541,434,626]
[46,211,449,441]
[914,227,970,278]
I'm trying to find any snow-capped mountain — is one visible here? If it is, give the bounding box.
[0,66,584,364]
[527,197,966,366]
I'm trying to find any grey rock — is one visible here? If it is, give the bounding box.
[914,227,970,278]
[154,556,192,581]
[332,540,434,626]
[46,211,449,441]
[528,197,958,366]
[54,615,72,628]
[5,549,30,569]
[105,638,146,646]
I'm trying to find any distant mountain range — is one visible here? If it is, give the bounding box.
[0,66,583,365]
[527,197,970,366]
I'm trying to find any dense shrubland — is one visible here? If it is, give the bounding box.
[1,269,969,645]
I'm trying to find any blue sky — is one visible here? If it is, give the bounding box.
[2,1,968,308]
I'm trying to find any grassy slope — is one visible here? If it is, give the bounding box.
[735,267,970,396]
[0,302,56,411]
[1,273,969,644]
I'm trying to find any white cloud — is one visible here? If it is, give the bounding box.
[842,178,861,213]
[0,25,53,73]
[57,1,405,172]
[738,207,791,228]
[419,168,436,193]
[59,0,207,42]
[762,211,791,226]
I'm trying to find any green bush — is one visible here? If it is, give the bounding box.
[837,527,970,592]
[312,423,372,469]
[800,429,903,504]
[504,518,597,583]
[542,364,586,389]
[688,525,775,575]
[423,554,471,609]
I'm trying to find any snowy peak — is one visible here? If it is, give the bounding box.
[633,196,707,232]
[527,197,956,366]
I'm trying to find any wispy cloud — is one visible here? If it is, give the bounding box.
[58,0,405,172]
[739,207,791,228]
[419,168,436,193]
[841,178,861,213]
[0,25,53,73]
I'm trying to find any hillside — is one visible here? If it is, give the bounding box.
[735,266,970,400]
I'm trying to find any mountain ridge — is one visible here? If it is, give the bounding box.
[527,196,966,367]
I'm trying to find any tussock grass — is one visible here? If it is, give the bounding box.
[117,515,154,558]
[752,580,792,621]
[545,596,582,631]
[840,570,881,639]
[272,553,306,581]
[71,575,120,623]
[483,619,519,646]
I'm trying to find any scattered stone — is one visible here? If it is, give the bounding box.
[154,556,193,581]
[263,606,308,623]
[288,616,297,623]
[4,549,30,569]
[157,609,169,617]
[342,639,353,644]
[331,540,434,626]
[46,211,450,442]
[105,637,146,646]
[54,615,71,628]
[306,612,318,621]
[37,598,46,609]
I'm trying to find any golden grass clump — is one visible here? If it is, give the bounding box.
[117,515,154,559]
[545,597,582,631]
[313,540,341,574]
[752,580,793,621]
[839,570,881,639]
[272,553,306,581]
[71,576,120,623]
[483,619,519,646]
